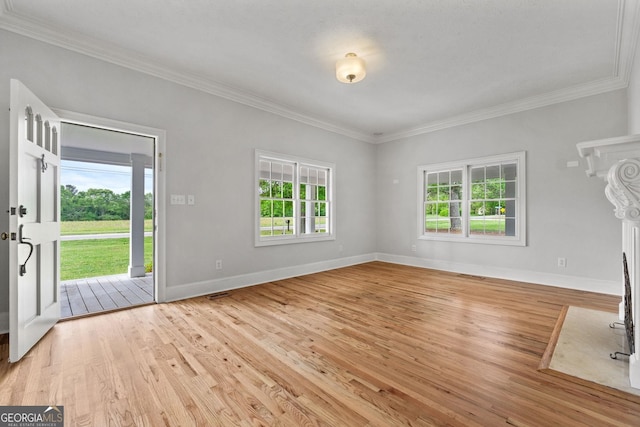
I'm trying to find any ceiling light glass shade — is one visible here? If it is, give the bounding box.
[336,53,366,83]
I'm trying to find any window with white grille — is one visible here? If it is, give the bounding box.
[256,151,334,246]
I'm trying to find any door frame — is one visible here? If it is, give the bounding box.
[54,109,167,303]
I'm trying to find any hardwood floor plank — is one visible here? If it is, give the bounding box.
[0,262,638,426]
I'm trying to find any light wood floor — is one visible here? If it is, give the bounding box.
[60,274,154,318]
[1,262,639,426]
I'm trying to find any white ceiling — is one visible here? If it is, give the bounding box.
[1,0,638,143]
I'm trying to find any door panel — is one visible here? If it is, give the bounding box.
[9,79,61,362]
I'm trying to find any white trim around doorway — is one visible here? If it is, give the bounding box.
[53,109,167,303]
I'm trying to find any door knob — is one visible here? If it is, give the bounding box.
[1,232,8,240]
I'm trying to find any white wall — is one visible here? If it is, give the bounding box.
[375,91,627,294]
[0,30,377,319]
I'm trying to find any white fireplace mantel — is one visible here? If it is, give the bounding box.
[577,134,640,178]
[577,134,640,390]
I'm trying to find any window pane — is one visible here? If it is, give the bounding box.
[284,200,294,217]
[318,169,327,186]
[470,201,484,216]
[259,161,271,180]
[271,162,283,181]
[309,168,318,185]
[504,181,516,198]
[471,167,485,183]
[283,164,294,182]
[451,185,462,200]
[439,186,451,201]
[427,172,438,186]
[438,171,450,185]
[261,199,272,218]
[451,169,463,185]
[273,181,283,198]
[485,181,501,199]
[505,218,516,236]
[449,202,462,233]
[426,185,438,201]
[261,218,273,236]
[503,163,517,180]
[317,202,327,216]
[299,184,306,199]
[259,180,270,197]
[469,216,485,235]
[425,218,438,233]
[283,217,294,234]
[505,200,516,217]
[486,165,500,180]
[317,185,326,201]
[436,219,451,232]
[300,167,308,184]
[283,181,293,198]
[273,200,284,218]
[471,183,485,200]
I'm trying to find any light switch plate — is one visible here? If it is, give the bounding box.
[170,194,186,205]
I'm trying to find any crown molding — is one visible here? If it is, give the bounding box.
[375,76,629,143]
[2,0,638,145]
[375,0,640,144]
[0,1,375,143]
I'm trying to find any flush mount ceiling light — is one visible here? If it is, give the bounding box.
[336,53,366,83]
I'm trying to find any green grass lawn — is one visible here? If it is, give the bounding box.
[61,220,154,281]
[60,237,153,281]
[425,215,508,234]
[61,219,153,235]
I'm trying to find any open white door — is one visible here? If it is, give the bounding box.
[8,79,61,362]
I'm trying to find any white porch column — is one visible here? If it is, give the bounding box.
[129,153,146,278]
[305,184,316,234]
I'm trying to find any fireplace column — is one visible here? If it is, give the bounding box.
[577,135,640,390]
[605,159,640,388]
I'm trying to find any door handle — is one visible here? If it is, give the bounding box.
[18,224,33,276]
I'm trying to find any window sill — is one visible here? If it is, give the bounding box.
[418,234,526,246]
[255,234,335,247]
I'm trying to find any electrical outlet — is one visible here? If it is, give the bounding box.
[187,195,195,205]
[411,245,417,252]
[557,257,567,268]
[215,260,223,270]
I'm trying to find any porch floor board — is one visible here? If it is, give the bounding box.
[61,273,153,318]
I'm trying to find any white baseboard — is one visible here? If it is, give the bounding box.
[0,311,8,334]
[165,254,376,302]
[164,251,620,303]
[374,253,621,296]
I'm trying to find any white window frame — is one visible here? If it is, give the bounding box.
[417,151,526,246]
[255,150,335,247]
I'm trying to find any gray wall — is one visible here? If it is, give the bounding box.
[0,30,377,315]
[375,91,626,293]
[0,28,632,323]
[629,26,640,135]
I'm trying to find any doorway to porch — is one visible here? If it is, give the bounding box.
[59,123,155,318]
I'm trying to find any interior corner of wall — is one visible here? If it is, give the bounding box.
[0,311,8,334]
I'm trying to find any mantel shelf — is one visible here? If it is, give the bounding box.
[577,134,640,179]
